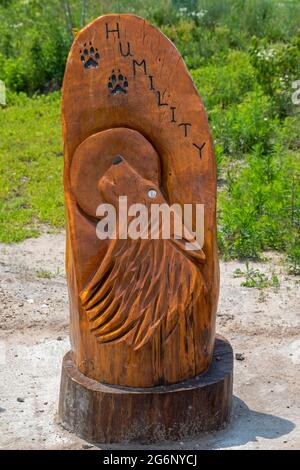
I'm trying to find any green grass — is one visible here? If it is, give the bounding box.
[234,261,280,289]
[0,92,64,242]
[36,269,54,279]
[36,267,61,278]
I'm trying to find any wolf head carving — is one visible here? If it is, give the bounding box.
[79,155,207,351]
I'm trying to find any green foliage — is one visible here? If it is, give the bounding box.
[163,21,241,69]
[250,31,300,115]
[197,0,300,41]
[212,92,277,158]
[234,261,280,289]
[1,0,300,94]
[36,269,54,279]
[218,139,300,261]
[0,1,70,93]
[0,0,299,274]
[191,51,256,109]
[0,92,64,242]
[287,241,300,275]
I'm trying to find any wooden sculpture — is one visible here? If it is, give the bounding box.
[59,14,233,443]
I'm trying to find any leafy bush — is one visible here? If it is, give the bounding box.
[212,91,277,158]
[191,51,256,109]
[250,31,300,116]
[0,1,70,93]
[218,141,300,262]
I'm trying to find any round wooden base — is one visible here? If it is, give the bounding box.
[58,336,233,443]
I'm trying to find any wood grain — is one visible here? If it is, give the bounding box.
[62,14,219,388]
[59,336,233,443]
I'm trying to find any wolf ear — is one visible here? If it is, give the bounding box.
[69,128,161,218]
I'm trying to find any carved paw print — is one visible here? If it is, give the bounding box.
[108,69,128,95]
[80,42,100,69]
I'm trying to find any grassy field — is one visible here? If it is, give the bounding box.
[0,92,64,242]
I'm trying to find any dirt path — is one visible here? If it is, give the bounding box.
[0,232,299,450]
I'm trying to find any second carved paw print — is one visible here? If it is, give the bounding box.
[108,70,128,95]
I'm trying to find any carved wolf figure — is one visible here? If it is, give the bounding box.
[80,156,208,351]
[62,15,219,387]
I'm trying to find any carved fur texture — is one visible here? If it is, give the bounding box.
[80,158,207,350]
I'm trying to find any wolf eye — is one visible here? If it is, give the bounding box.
[148,189,157,198]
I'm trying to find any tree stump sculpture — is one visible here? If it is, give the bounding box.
[58,14,233,443]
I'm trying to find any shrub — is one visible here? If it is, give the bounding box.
[218,141,300,261]
[191,51,256,109]
[211,91,277,159]
[250,31,300,116]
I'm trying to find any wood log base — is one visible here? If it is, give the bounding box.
[58,336,233,444]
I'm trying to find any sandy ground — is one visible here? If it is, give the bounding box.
[0,232,299,450]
